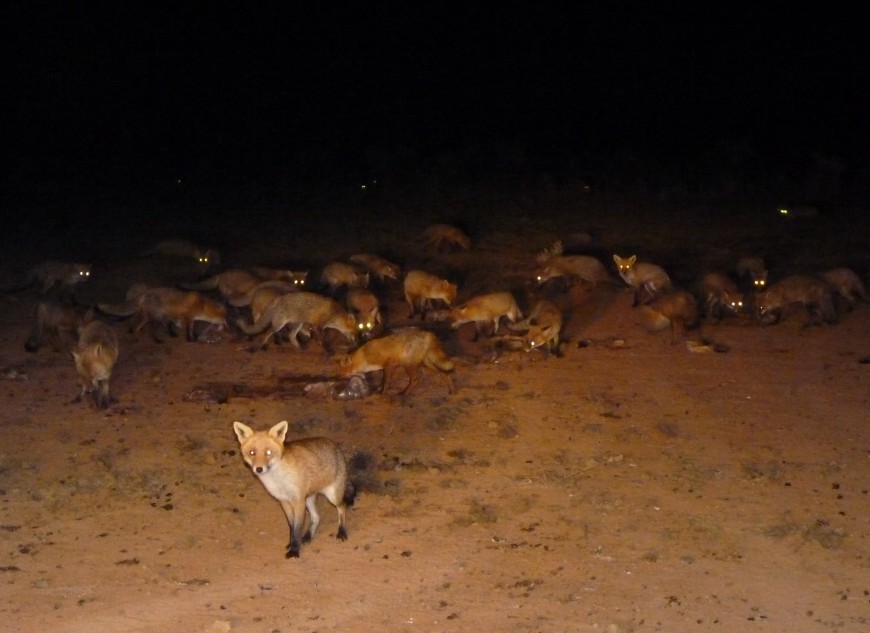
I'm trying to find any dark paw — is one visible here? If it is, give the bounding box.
[337,527,348,541]
[285,547,300,559]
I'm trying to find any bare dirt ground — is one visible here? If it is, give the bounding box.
[1,190,868,632]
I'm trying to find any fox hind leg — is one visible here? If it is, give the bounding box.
[303,494,320,543]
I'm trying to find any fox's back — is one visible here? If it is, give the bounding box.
[272,292,343,324]
[543,255,608,282]
[404,270,456,302]
[820,268,866,296]
[765,275,830,303]
[457,292,517,315]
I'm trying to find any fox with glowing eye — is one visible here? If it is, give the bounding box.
[232,420,356,559]
[3,261,92,295]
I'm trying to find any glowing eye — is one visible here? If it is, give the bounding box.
[248,449,255,456]
[265,449,272,456]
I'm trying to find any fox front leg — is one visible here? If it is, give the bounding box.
[280,499,306,558]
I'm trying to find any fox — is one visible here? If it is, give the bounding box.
[236,291,357,350]
[346,288,382,340]
[320,262,369,293]
[184,268,302,303]
[338,328,455,395]
[5,261,92,294]
[422,223,471,252]
[536,255,612,287]
[403,269,458,320]
[736,255,768,291]
[251,268,308,288]
[146,239,221,271]
[613,254,672,306]
[349,253,401,282]
[756,274,836,326]
[228,280,298,317]
[819,267,869,308]
[71,319,119,409]
[640,290,699,344]
[697,272,745,321]
[104,287,227,342]
[232,420,355,559]
[514,299,564,356]
[24,300,83,352]
[778,205,819,219]
[448,291,522,340]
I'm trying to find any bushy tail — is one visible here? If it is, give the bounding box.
[179,275,219,291]
[96,302,138,318]
[235,307,273,335]
[641,306,671,332]
[427,350,455,372]
[343,479,357,507]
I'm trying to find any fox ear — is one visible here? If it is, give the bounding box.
[270,420,289,443]
[612,254,620,264]
[628,255,637,264]
[232,421,253,443]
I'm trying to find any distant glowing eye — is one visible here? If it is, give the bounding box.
[779,208,788,215]
[360,184,367,190]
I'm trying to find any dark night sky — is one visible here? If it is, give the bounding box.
[4,4,869,193]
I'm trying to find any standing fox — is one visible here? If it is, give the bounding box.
[349,253,400,282]
[320,262,369,293]
[736,255,768,291]
[146,239,221,272]
[422,223,471,252]
[756,275,836,326]
[819,267,869,308]
[184,268,302,303]
[613,254,672,306]
[232,420,355,559]
[346,288,382,340]
[71,319,119,409]
[512,299,564,356]
[5,261,92,294]
[696,272,744,321]
[338,328,455,395]
[640,290,699,344]
[100,287,227,341]
[403,270,458,320]
[448,291,522,340]
[24,300,82,352]
[236,291,357,350]
[536,255,612,288]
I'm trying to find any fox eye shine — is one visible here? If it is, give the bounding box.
[266,449,273,456]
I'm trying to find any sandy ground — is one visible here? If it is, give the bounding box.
[0,192,868,632]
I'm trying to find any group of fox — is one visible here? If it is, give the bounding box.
[10,226,869,559]
[13,227,870,409]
